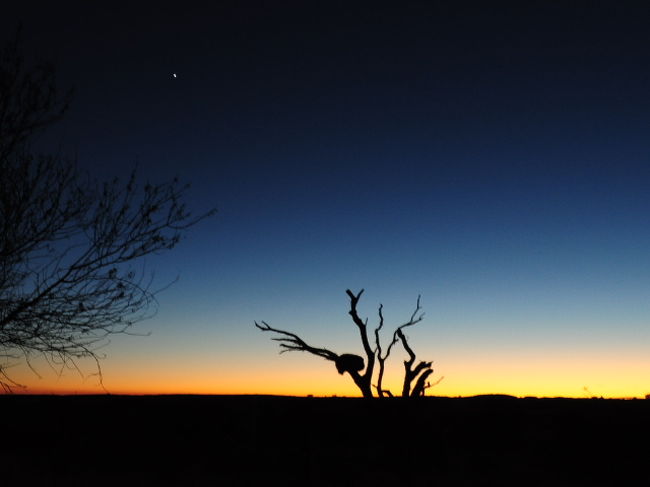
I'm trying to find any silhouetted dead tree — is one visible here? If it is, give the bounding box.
[0,34,216,392]
[256,289,439,398]
[256,289,375,398]
[373,303,393,397]
[373,295,430,397]
[344,289,376,398]
[397,326,434,397]
[392,295,435,397]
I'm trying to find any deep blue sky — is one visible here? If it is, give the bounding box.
[4,2,650,396]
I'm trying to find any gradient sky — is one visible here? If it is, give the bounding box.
[4,2,650,397]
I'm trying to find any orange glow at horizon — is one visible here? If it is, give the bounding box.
[8,348,650,399]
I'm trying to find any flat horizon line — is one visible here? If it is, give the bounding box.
[2,392,646,400]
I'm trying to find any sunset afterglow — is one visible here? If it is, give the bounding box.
[3,4,650,400]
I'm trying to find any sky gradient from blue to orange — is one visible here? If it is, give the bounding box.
[3,2,650,397]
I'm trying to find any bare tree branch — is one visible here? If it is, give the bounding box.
[372,295,430,398]
[373,303,389,397]
[254,321,338,361]
[256,290,379,398]
[345,289,375,362]
[374,303,400,398]
[396,325,435,397]
[0,26,72,162]
[0,36,216,392]
[344,289,376,398]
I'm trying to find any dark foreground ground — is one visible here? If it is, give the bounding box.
[2,394,648,486]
